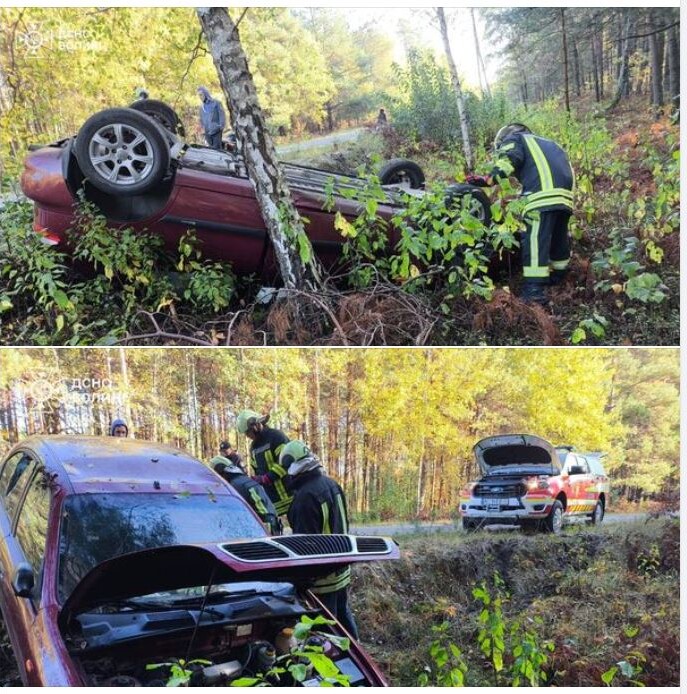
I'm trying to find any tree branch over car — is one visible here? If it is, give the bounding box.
[196,7,323,291]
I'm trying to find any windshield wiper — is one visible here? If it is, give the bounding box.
[170,587,294,607]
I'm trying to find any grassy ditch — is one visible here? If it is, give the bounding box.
[351,518,679,686]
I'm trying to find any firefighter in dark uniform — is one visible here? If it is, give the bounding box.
[467,123,575,304]
[236,410,292,516]
[280,440,359,640]
[210,456,282,535]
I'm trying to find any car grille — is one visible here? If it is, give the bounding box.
[274,535,353,555]
[221,541,290,560]
[474,482,527,498]
[355,537,390,553]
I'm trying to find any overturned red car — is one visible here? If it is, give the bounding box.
[20,102,491,280]
[0,435,398,686]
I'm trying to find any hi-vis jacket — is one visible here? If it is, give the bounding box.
[249,427,292,515]
[490,133,575,214]
[288,467,351,595]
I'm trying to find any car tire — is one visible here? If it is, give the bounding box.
[378,158,425,189]
[128,99,186,138]
[445,184,492,225]
[543,500,564,535]
[588,500,605,525]
[75,108,171,196]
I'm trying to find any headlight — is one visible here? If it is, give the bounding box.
[527,477,549,491]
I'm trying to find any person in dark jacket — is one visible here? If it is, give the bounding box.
[210,456,281,535]
[219,440,245,472]
[236,410,292,516]
[467,123,575,304]
[281,440,359,639]
[197,86,226,150]
[109,418,128,438]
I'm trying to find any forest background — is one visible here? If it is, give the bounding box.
[1,347,678,521]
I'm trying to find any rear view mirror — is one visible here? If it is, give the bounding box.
[12,563,34,598]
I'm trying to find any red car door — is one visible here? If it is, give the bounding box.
[0,451,39,681]
[5,468,53,685]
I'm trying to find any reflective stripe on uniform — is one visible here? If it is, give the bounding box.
[249,487,268,517]
[523,135,553,190]
[550,258,570,270]
[523,211,549,279]
[336,494,348,533]
[321,501,331,534]
[524,188,574,213]
[498,142,516,152]
[312,567,352,594]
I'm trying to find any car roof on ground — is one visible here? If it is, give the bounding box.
[11,435,232,496]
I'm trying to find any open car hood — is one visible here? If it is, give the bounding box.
[473,434,561,476]
[59,534,398,628]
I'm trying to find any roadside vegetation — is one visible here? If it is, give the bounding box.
[353,518,679,686]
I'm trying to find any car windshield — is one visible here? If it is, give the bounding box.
[58,493,265,602]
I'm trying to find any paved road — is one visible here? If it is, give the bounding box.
[277,128,365,155]
[350,513,648,536]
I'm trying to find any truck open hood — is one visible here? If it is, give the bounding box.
[473,434,561,476]
[59,535,398,629]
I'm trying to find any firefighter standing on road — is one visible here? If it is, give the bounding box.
[467,123,575,304]
[236,410,292,516]
[281,440,359,640]
[210,456,282,535]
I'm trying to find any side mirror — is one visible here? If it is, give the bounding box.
[12,563,34,598]
[569,465,586,475]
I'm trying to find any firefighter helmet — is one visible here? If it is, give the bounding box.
[494,123,531,150]
[279,440,311,469]
[236,409,268,435]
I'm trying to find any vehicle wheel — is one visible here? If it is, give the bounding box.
[75,108,171,196]
[445,184,492,225]
[588,500,605,525]
[128,99,186,138]
[378,158,425,189]
[462,517,477,533]
[543,500,564,535]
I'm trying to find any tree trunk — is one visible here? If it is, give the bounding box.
[435,7,473,169]
[607,13,633,110]
[196,8,323,291]
[649,12,665,115]
[591,36,601,102]
[666,25,679,112]
[572,40,582,97]
[470,8,491,99]
[560,9,571,112]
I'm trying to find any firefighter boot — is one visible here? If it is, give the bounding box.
[520,280,548,305]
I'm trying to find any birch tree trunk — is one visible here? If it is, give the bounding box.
[435,7,473,170]
[470,8,491,99]
[196,7,322,291]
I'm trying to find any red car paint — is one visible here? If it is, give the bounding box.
[21,143,404,280]
[0,436,397,686]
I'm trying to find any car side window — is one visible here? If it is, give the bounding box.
[577,457,590,474]
[1,453,36,521]
[15,471,51,602]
